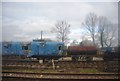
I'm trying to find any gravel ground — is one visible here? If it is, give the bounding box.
[2,72,119,79]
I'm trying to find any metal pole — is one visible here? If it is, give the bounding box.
[41,31,42,40]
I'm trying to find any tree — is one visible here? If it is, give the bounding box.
[79,39,94,46]
[52,20,71,44]
[82,12,98,45]
[70,40,79,46]
[97,16,117,48]
[82,12,117,48]
[103,23,117,47]
[97,16,107,48]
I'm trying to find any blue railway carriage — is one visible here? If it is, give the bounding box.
[2,42,24,56]
[27,41,64,60]
[102,47,119,61]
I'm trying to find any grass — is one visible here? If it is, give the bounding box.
[79,68,100,73]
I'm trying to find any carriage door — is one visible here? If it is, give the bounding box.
[58,45,63,55]
[22,44,28,55]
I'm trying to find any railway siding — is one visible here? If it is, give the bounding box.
[2,72,119,79]
[2,59,119,72]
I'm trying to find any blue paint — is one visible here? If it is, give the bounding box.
[102,47,117,54]
[27,41,64,59]
[2,42,24,55]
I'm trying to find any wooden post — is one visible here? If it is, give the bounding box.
[52,59,55,69]
[39,60,43,64]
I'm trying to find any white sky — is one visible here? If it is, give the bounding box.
[1,0,119,2]
[1,1,118,43]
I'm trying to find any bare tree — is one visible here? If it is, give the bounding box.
[82,12,98,45]
[82,12,117,48]
[80,39,94,46]
[103,23,117,47]
[70,40,79,46]
[97,16,117,48]
[97,16,107,48]
[52,20,70,44]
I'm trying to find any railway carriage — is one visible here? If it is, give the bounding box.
[2,42,24,55]
[2,42,26,59]
[27,40,65,60]
[2,40,119,61]
[67,45,97,61]
[102,47,119,61]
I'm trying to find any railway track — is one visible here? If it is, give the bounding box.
[2,59,119,72]
[2,77,83,81]
[2,59,106,66]
[2,71,119,79]
[2,60,107,71]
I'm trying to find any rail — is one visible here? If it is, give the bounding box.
[2,71,119,79]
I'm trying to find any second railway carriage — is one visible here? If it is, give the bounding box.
[27,40,65,60]
[101,47,119,61]
[67,45,97,61]
[2,42,24,55]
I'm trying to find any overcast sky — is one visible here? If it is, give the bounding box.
[1,1,118,43]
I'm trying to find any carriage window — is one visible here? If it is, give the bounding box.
[112,48,115,52]
[58,45,62,50]
[112,48,115,50]
[22,45,28,50]
[4,44,11,48]
[41,44,45,47]
[40,42,45,47]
